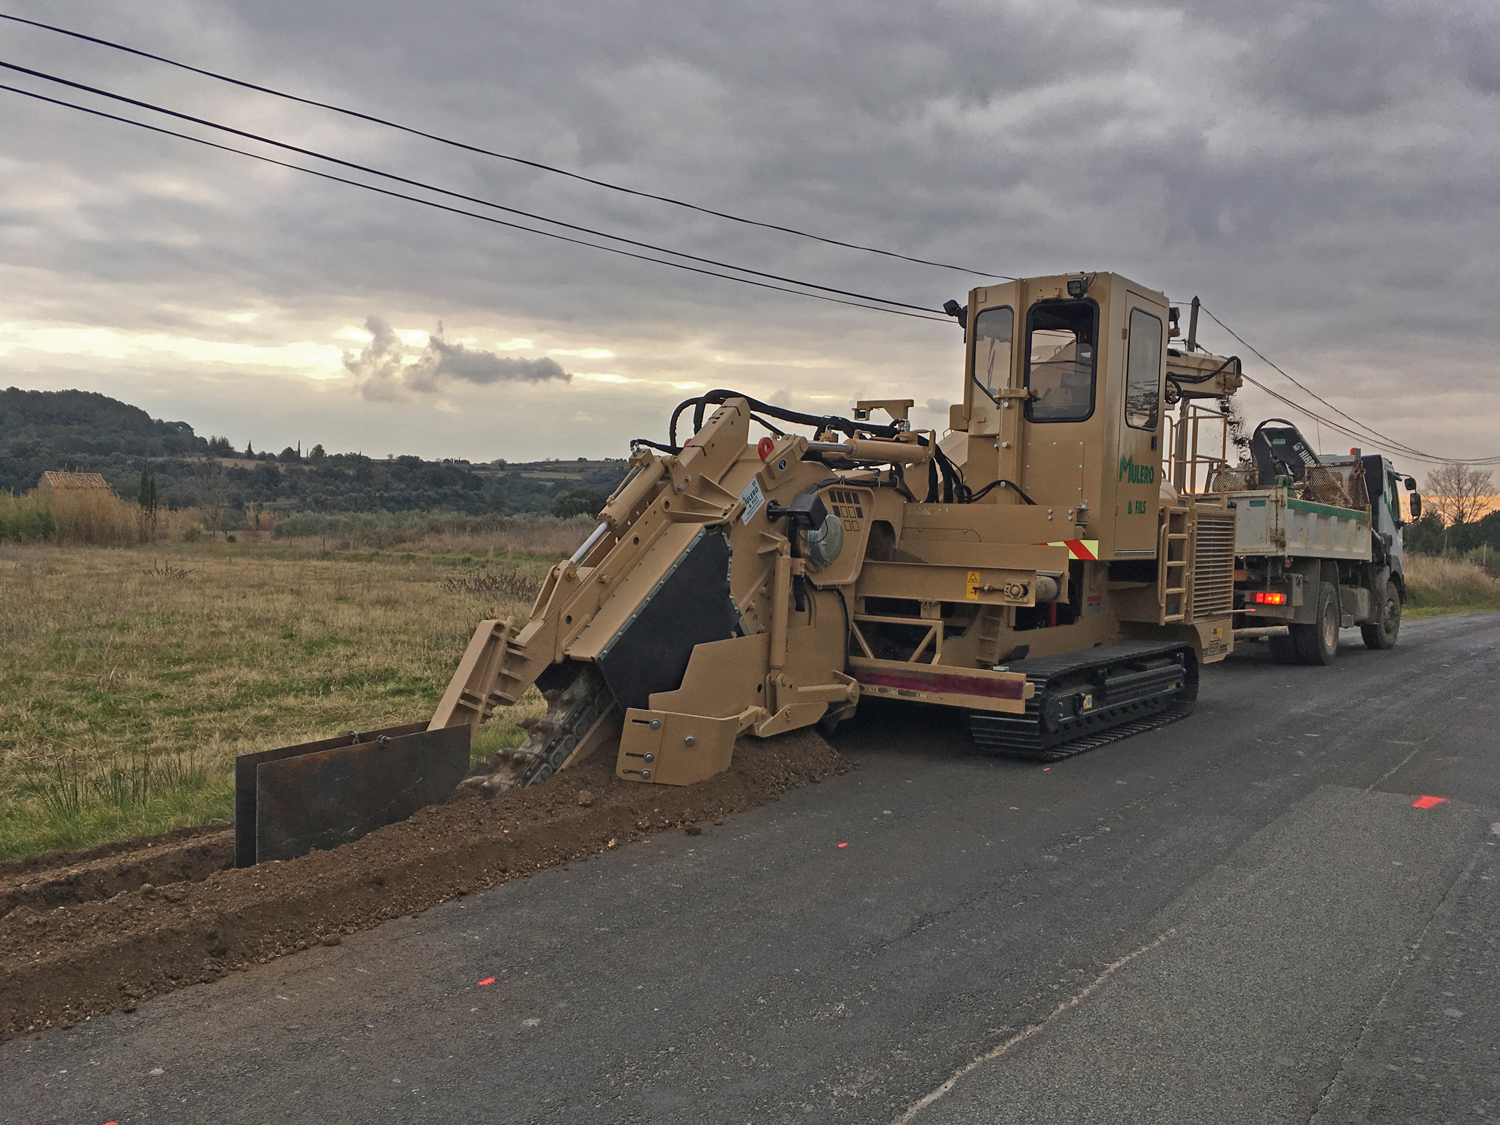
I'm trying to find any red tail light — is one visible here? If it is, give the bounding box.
[1253,591,1287,605]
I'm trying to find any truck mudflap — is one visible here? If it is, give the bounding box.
[968,641,1197,762]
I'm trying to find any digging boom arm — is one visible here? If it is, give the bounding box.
[428,399,753,735]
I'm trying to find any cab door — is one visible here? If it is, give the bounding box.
[1112,295,1168,556]
[961,281,1023,496]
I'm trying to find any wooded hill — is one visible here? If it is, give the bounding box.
[0,387,627,519]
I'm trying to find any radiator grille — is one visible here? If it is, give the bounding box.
[1192,511,1237,618]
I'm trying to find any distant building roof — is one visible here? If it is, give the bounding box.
[38,471,113,495]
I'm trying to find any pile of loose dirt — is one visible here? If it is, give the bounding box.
[0,729,848,1038]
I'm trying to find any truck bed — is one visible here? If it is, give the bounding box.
[1229,489,1372,560]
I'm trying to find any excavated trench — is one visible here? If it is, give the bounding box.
[0,827,234,921]
[0,729,848,1039]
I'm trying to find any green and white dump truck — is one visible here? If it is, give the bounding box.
[1223,420,1421,665]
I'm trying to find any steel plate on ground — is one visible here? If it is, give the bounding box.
[234,723,470,866]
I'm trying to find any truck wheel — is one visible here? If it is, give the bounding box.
[1360,579,1402,650]
[1290,582,1339,666]
[1268,632,1299,664]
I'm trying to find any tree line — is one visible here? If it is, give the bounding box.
[1,387,627,524]
[1405,462,1498,564]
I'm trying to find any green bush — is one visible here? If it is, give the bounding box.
[0,493,56,543]
[551,488,608,519]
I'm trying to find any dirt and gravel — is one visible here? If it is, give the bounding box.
[0,728,847,1039]
[0,826,233,920]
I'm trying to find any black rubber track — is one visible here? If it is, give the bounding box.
[969,641,1197,761]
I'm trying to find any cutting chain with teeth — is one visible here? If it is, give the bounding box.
[457,666,614,797]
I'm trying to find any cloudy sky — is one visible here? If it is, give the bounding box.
[1,0,1497,465]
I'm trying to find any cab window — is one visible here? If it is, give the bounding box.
[1124,307,1163,430]
[971,306,1013,402]
[1024,300,1097,422]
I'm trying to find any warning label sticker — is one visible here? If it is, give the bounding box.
[739,477,766,524]
[965,570,982,600]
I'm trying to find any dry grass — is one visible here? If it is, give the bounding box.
[47,488,141,546]
[412,521,592,557]
[0,543,553,859]
[269,514,593,556]
[0,488,211,546]
[1403,553,1500,616]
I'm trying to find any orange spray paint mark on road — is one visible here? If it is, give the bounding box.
[477,977,495,986]
[838,842,848,848]
[1412,795,1448,809]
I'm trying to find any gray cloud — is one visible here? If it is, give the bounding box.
[341,316,406,402]
[344,316,570,401]
[1,0,1498,461]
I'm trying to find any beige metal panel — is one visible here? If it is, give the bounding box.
[1013,273,1112,525]
[616,708,739,785]
[858,560,1040,605]
[648,632,772,718]
[900,503,1071,542]
[1121,619,1234,663]
[891,540,1071,574]
[806,484,877,587]
[564,521,710,661]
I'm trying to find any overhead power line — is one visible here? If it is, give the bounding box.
[0,82,948,322]
[0,10,1011,280]
[0,59,948,318]
[1197,305,1461,462]
[1237,374,1494,467]
[1186,302,1500,468]
[1180,293,1497,466]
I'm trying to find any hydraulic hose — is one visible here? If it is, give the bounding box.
[670,389,905,448]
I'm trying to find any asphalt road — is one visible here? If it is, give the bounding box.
[5,613,1499,1125]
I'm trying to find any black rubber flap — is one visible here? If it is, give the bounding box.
[597,528,736,711]
[235,723,470,866]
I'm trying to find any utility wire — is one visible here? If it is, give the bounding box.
[0,82,947,322]
[1182,301,1500,467]
[0,59,947,317]
[0,9,1012,280]
[1234,372,1482,466]
[20,14,1483,461]
[1195,304,1460,462]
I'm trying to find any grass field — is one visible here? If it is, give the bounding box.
[1401,553,1500,617]
[1,535,1494,862]
[0,532,584,860]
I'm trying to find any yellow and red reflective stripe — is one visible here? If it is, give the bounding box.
[1034,539,1099,560]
